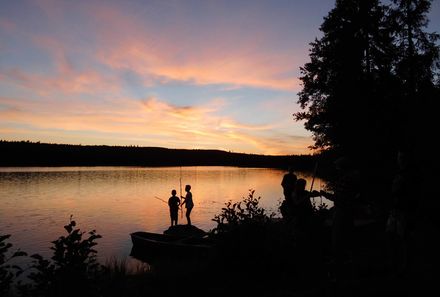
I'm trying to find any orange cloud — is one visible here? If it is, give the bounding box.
[0,95,312,155]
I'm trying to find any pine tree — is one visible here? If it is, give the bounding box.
[295,0,439,164]
[389,0,439,151]
[295,0,394,161]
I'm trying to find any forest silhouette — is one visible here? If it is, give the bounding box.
[0,140,316,169]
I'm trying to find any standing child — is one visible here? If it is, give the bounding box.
[168,189,180,227]
[181,184,194,226]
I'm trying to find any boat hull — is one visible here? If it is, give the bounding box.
[130,231,216,264]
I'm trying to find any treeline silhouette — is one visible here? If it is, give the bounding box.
[0,140,316,169]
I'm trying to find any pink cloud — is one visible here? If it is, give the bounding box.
[31,35,74,73]
[2,2,302,93]
[1,25,121,95]
[34,0,66,20]
[2,67,119,95]
[0,18,16,33]
[89,4,302,90]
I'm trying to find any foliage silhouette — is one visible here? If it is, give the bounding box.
[209,190,279,277]
[389,0,439,158]
[0,234,27,295]
[211,189,275,234]
[294,0,439,218]
[19,216,103,297]
[297,0,388,151]
[295,0,438,159]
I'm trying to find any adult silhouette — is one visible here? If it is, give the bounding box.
[387,149,420,276]
[291,178,320,228]
[320,156,361,281]
[281,166,297,201]
[280,166,298,221]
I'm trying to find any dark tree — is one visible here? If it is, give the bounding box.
[389,0,439,155]
[295,0,439,172]
[295,0,394,157]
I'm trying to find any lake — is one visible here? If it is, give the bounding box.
[0,166,330,264]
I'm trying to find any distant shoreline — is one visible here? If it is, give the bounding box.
[0,140,317,170]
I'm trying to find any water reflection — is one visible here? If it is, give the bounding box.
[0,166,330,262]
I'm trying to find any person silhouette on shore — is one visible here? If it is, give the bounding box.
[320,156,361,281]
[387,149,420,276]
[168,189,180,227]
[280,166,298,221]
[281,166,297,201]
[181,184,194,226]
[291,178,321,228]
[288,178,322,277]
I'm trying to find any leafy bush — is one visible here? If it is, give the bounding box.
[209,189,331,283]
[209,190,285,278]
[211,189,275,234]
[311,198,331,222]
[0,234,27,296]
[20,216,103,297]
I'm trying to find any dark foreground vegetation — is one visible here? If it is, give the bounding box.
[0,140,315,170]
[1,190,436,297]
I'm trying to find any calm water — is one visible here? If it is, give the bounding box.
[0,166,330,263]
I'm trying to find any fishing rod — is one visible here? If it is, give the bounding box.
[309,161,321,206]
[310,161,318,192]
[154,196,168,204]
[179,166,183,218]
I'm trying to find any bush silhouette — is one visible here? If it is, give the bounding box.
[0,234,27,295]
[21,216,103,297]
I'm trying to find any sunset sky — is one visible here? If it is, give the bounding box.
[1,0,439,155]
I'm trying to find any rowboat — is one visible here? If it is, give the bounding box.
[130,231,216,263]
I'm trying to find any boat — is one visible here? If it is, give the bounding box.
[130,230,216,263]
